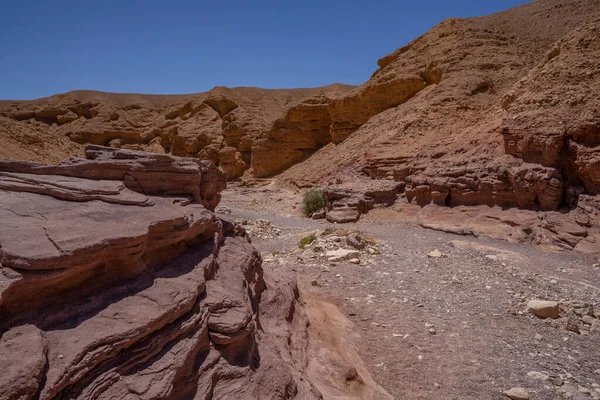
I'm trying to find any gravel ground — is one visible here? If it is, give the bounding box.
[219,187,600,400]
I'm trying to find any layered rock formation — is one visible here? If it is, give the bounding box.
[0,86,353,180]
[0,147,389,400]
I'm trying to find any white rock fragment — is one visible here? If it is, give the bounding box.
[427,249,444,258]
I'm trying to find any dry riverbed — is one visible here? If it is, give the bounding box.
[219,185,600,400]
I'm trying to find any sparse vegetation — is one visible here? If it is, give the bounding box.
[299,234,317,248]
[302,190,325,216]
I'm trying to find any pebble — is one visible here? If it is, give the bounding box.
[429,328,437,335]
[534,333,543,341]
[349,258,360,264]
[427,250,444,258]
[548,375,564,386]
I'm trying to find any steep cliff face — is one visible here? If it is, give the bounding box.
[0,147,390,400]
[500,18,600,197]
[252,92,340,177]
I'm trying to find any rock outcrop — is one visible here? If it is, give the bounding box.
[0,147,389,399]
[323,184,402,224]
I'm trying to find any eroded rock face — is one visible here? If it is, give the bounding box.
[0,149,386,399]
[322,184,402,223]
[0,145,226,211]
[0,86,354,180]
[252,94,337,178]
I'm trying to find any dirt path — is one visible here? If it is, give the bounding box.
[219,187,600,400]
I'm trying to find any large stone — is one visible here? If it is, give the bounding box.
[526,300,560,319]
[347,233,366,250]
[327,208,361,223]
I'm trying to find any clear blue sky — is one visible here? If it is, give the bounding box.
[0,0,529,100]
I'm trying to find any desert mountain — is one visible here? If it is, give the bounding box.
[1,0,599,251]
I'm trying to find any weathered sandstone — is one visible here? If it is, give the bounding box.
[0,147,389,399]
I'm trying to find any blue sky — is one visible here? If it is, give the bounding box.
[0,0,529,100]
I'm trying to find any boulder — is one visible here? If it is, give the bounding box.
[347,233,366,250]
[327,208,361,223]
[322,186,401,223]
[0,325,48,400]
[526,300,560,319]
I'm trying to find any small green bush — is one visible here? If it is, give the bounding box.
[302,190,325,216]
[299,235,317,249]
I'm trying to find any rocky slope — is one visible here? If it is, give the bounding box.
[0,146,390,400]
[282,0,600,200]
[278,0,600,252]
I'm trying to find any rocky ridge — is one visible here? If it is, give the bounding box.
[0,146,389,400]
[0,85,353,179]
